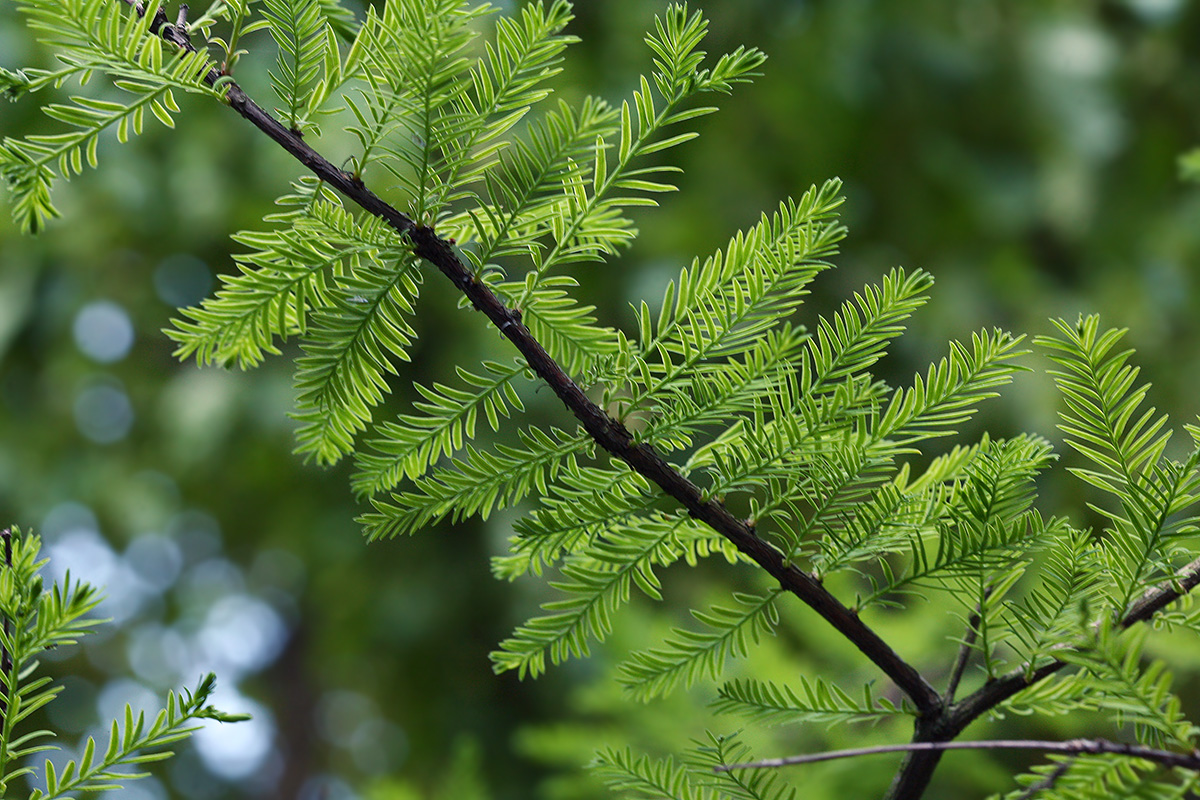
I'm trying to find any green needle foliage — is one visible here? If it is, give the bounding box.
[0,528,244,799]
[0,0,219,232]
[5,1,1200,798]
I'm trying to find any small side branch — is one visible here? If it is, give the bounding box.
[715,738,1200,773]
[1012,759,1072,800]
[883,557,1200,799]
[943,588,991,705]
[0,528,11,717]
[1123,555,1200,627]
[951,555,1200,728]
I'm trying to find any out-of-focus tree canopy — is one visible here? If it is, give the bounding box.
[0,2,1198,799]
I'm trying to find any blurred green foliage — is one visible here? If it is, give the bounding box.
[1,1,1199,799]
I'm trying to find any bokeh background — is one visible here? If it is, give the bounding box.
[2,1,1199,798]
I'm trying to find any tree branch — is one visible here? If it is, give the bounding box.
[950,554,1200,727]
[715,738,1200,773]
[128,3,942,713]
[883,556,1200,799]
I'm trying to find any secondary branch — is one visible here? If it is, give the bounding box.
[883,556,1200,799]
[951,554,1200,726]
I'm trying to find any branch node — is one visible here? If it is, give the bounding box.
[500,312,523,333]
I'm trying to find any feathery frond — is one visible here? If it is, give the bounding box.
[490,515,727,678]
[689,733,798,800]
[0,529,244,797]
[291,253,422,463]
[1,0,216,231]
[352,360,531,496]
[342,0,489,200]
[1058,623,1199,749]
[462,95,619,269]
[1007,526,1107,672]
[714,676,915,727]
[634,184,845,383]
[509,3,765,293]
[618,590,782,701]
[591,747,711,800]
[262,0,330,131]
[25,673,242,799]
[169,181,393,367]
[1002,754,1196,800]
[362,427,593,541]
[855,436,1057,608]
[494,465,657,580]
[1038,317,1200,614]
[434,0,578,206]
[876,328,1028,443]
[498,275,622,373]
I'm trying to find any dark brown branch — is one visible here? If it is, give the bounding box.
[129,3,942,713]
[1122,555,1200,627]
[883,715,952,800]
[946,659,1064,734]
[715,738,1200,773]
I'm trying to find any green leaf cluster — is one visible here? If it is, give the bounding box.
[0,0,218,232]
[593,733,798,800]
[0,528,244,799]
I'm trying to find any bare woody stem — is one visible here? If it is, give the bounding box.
[714,738,1200,774]
[127,4,941,712]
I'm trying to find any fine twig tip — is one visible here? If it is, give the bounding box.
[1012,759,1072,800]
[944,586,992,705]
[713,738,1200,774]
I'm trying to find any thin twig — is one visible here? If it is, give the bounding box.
[1012,759,1072,800]
[0,528,11,718]
[950,555,1200,729]
[127,2,943,713]
[944,587,992,705]
[884,558,1200,800]
[714,738,1200,773]
[1122,555,1200,627]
